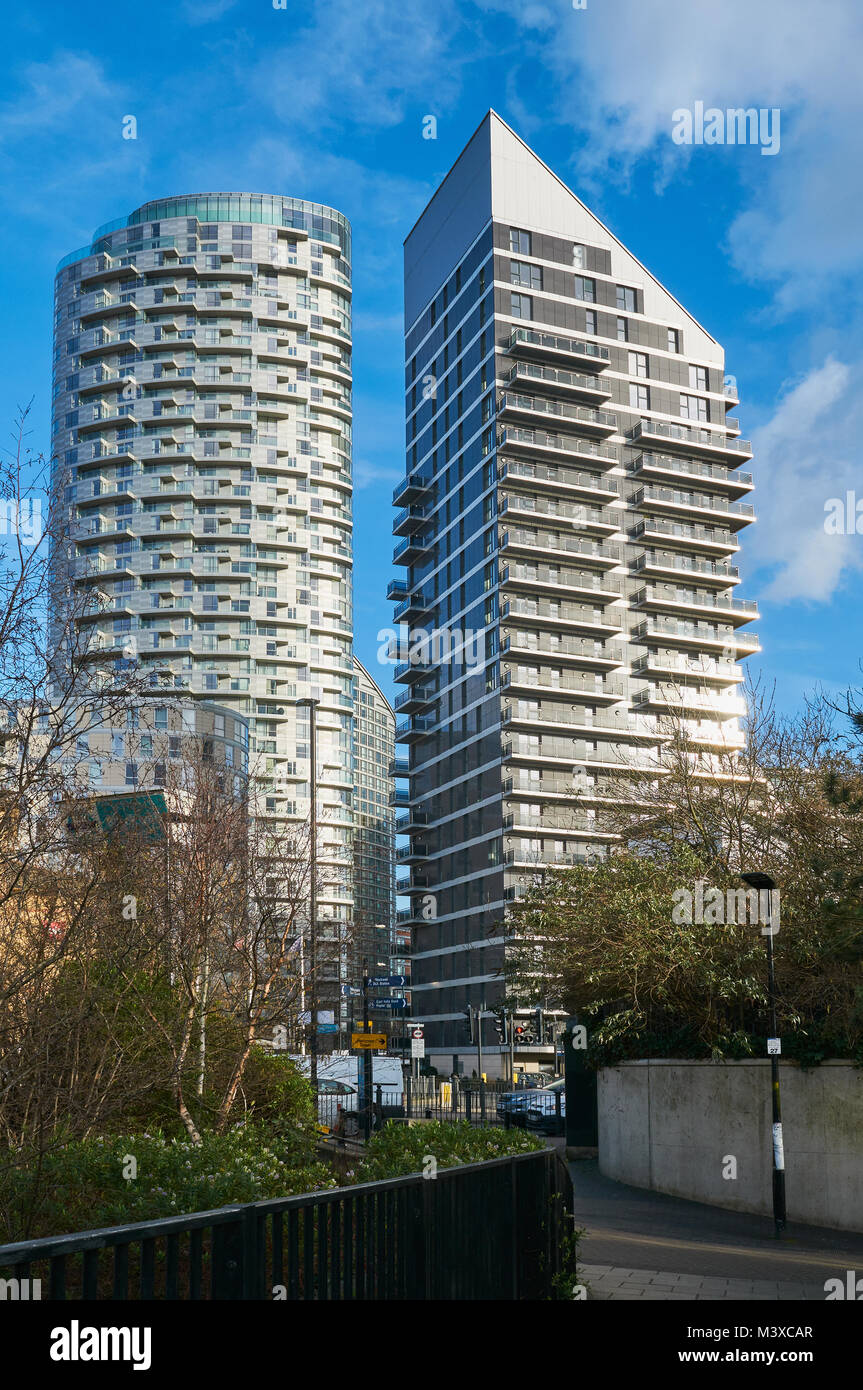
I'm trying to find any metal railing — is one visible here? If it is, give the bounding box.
[0,1147,572,1300]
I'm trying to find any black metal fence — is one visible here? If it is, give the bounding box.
[0,1149,573,1300]
[317,1076,563,1136]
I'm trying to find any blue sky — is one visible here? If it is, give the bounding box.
[2,0,862,717]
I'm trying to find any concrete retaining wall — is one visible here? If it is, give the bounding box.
[598,1059,863,1233]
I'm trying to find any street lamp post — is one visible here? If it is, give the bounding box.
[741,870,786,1237]
[297,697,320,1087]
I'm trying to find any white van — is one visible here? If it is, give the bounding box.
[293,1053,405,1111]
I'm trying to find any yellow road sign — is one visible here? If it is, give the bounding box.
[352,1032,386,1049]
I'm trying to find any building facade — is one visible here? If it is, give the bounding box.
[392,114,758,1073]
[51,192,355,984]
[350,657,397,989]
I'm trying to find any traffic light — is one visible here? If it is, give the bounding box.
[535,1006,545,1045]
[493,1013,507,1044]
[513,1022,527,1047]
[463,1007,476,1043]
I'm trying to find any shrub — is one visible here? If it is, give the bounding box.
[354,1121,544,1183]
[4,1124,335,1242]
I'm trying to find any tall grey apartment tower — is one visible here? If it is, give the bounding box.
[391,114,757,1074]
[52,194,355,1019]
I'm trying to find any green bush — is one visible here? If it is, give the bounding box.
[354,1121,544,1183]
[5,1124,335,1242]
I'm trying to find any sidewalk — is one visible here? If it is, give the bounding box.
[581,1264,825,1300]
[564,1154,863,1301]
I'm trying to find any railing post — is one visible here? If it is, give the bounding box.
[212,1213,245,1300]
[480,1079,487,1124]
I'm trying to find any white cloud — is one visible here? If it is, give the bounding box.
[748,359,863,603]
[353,459,403,489]
[491,0,863,312]
[252,0,477,134]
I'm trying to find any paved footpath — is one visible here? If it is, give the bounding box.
[581,1264,825,1300]
[560,1153,863,1302]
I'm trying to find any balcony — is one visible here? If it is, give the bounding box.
[396,842,429,863]
[498,393,617,436]
[499,494,618,536]
[393,504,432,537]
[393,656,435,683]
[627,452,754,498]
[393,685,437,714]
[507,328,610,370]
[502,598,622,638]
[502,668,626,702]
[503,847,591,869]
[395,808,430,834]
[498,458,618,500]
[500,530,621,568]
[629,518,739,557]
[632,685,747,718]
[631,652,743,686]
[503,772,631,804]
[500,632,625,669]
[386,579,410,603]
[502,701,656,742]
[503,811,615,838]
[498,426,617,468]
[632,618,760,655]
[395,715,436,744]
[502,736,657,773]
[390,787,410,808]
[393,590,434,624]
[504,361,613,402]
[389,757,410,778]
[627,419,753,462]
[631,586,758,626]
[632,552,739,588]
[501,563,622,601]
[393,533,433,565]
[389,472,430,505]
[631,486,755,531]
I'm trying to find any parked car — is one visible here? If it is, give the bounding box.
[496,1081,553,1126]
[524,1079,566,1135]
[313,1078,360,1132]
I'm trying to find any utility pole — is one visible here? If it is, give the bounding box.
[741,871,786,1237]
[476,1000,484,1080]
[361,956,373,1139]
[298,697,320,1086]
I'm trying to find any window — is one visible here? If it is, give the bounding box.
[616,317,628,342]
[572,244,586,269]
[689,364,708,391]
[629,383,650,410]
[510,260,541,290]
[667,327,680,353]
[510,293,532,320]
[628,351,648,379]
[509,228,531,255]
[584,309,597,336]
[616,285,636,312]
[574,275,595,304]
[125,762,138,786]
[154,707,168,729]
[680,394,708,422]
